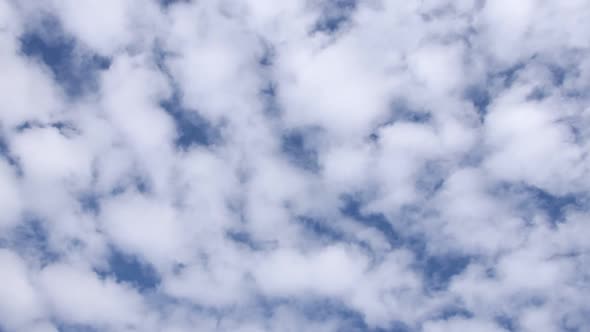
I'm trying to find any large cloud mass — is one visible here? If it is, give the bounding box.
[1,1,590,331]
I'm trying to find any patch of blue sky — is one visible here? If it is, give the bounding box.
[15,121,79,138]
[20,17,110,98]
[560,310,590,332]
[432,305,473,321]
[225,230,259,250]
[340,195,473,292]
[339,194,401,247]
[525,187,582,224]
[492,182,584,226]
[258,43,281,117]
[495,314,518,332]
[463,61,530,122]
[311,0,357,35]
[153,45,222,150]
[159,0,191,8]
[418,254,471,292]
[0,134,21,174]
[463,84,491,120]
[296,215,347,243]
[281,128,321,173]
[260,81,281,118]
[225,229,279,251]
[77,191,100,215]
[160,94,222,149]
[265,297,412,332]
[4,217,60,266]
[107,173,152,196]
[95,247,161,292]
[369,101,432,142]
[414,161,448,198]
[258,41,276,67]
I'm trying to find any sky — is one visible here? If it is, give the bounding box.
[0,0,589,331]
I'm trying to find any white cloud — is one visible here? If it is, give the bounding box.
[0,37,62,128]
[11,127,93,183]
[99,191,188,268]
[483,83,587,193]
[39,262,149,328]
[0,249,47,330]
[255,245,367,297]
[422,317,507,332]
[0,0,589,331]
[0,159,23,229]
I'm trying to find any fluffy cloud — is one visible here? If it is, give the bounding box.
[0,0,589,331]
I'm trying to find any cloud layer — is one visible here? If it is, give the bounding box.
[1,1,590,331]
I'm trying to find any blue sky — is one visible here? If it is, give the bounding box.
[0,1,590,331]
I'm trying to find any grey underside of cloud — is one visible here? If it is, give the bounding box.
[1,0,590,331]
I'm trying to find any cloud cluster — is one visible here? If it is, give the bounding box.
[1,0,590,331]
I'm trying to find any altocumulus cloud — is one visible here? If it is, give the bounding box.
[0,0,590,331]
